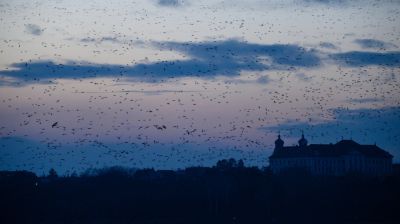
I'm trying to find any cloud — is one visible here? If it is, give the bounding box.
[155,0,184,7]
[153,39,321,68]
[80,36,120,44]
[24,24,43,36]
[331,51,400,67]
[0,40,321,86]
[354,39,398,50]
[262,106,400,159]
[319,42,337,49]
[2,38,399,86]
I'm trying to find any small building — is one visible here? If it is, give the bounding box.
[269,134,393,176]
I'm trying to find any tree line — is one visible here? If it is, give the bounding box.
[1,159,400,224]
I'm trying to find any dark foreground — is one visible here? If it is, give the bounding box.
[1,160,400,224]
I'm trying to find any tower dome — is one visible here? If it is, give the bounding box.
[298,132,308,147]
[274,134,284,149]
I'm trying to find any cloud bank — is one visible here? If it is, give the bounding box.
[0,40,320,85]
[355,39,398,50]
[1,39,399,86]
[155,0,184,7]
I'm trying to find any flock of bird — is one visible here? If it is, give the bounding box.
[0,0,399,175]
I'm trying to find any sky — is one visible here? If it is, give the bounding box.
[0,0,399,175]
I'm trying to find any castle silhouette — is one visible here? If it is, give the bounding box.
[269,134,393,176]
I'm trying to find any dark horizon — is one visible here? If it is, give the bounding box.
[1,159,400,224]
[1,0,400,176]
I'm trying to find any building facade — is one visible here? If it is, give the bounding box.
[269,134,393,176]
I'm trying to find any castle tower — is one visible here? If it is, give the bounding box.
[274,134,284,150]
[298,132,308,148]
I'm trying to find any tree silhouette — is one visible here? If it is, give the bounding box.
[48,168,58,179]
[0,162,399,223]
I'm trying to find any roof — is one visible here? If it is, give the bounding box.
[269,140,393,159]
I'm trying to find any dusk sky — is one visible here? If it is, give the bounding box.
[0,0,399,175]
